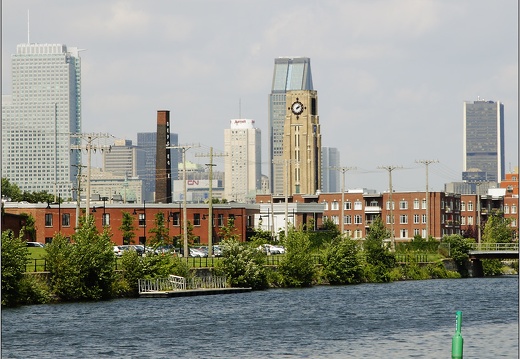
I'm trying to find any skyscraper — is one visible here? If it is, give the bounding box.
[2,43,82,196]
[269,57,313,195]
[463,99,505,182]
[224,119,261,203]
[102,139,138,177]
[321,147,341,193]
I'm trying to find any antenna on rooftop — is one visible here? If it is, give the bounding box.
[27,9,30,44]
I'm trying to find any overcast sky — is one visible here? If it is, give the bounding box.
[2,0,518,193]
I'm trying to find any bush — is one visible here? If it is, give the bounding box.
[322,237,363,285]
[216,239,268,290]
[19,274,52,305]
[1,230,30,306]
[278,231,315,287]
[482,259,503,276]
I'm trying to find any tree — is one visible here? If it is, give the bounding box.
[119,211,136,245]
[481,211,512,276]
[1,178,22,201]
[149,212,170,248]
[278,230,315,287]
[218,217,241,242]
[442,234,473,277]
[20,213,36,241]
[322,237,363,285]
[363,216,395,282]
[1,230,29,306]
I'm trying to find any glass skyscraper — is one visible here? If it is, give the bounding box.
[2,43,82,196]
[463,100,505,182]
[269,57,313,195]
[321,147,341,193]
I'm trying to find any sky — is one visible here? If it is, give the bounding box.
[2,0,518,194]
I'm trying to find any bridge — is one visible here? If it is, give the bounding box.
[469,243,519,260]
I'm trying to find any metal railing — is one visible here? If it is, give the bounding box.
[395,254,429,263]
[470,243,519,252]
[138,275,227,293]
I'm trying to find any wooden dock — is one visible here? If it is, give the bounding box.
[139,287,252,298]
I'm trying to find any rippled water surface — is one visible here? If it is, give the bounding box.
[2,277,518,358]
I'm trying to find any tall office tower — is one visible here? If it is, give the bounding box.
[269,57,313,195]
[137,131,179,202]
[321,147,341,193]
[283,90,321,195]
[2,43,81,196]
[155,110,172,203]
[463,99,505,182]
[102,139,138,177]
[224,119,262,203]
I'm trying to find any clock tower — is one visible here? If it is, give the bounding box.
[282,90,321,195]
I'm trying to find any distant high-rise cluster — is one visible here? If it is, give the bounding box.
[321,147,341,193]
[2,43,82,196]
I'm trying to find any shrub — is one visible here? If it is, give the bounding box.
[1,230,30,306]
[322,237,363,285]
[278,230,315,287]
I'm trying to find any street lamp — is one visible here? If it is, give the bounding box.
[92,196,109,227]
[133,200,146,253]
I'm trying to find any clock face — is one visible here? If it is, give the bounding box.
[291,101,304,115]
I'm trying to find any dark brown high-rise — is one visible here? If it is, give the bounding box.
[155,110,172,203]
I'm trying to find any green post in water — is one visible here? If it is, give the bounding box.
[451,311,463,359]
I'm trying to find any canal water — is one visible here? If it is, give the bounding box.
[2,277,518,358]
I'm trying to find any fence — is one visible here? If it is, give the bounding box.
[395,254,429,263]
[138,275,227,293]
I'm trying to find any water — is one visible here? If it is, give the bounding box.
[2,277,518,358]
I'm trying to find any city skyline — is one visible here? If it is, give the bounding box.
[2,1,518,194]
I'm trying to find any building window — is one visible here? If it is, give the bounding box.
[422,214,427,224]
[400,229,408,238]
[414,228,420,236]
[386,215,394,224]
[400,215,408,224]
[414,214,420,224]
[399,201,408,210]
[354,201,362,210]
[354,215,362,224]
[45,237,53,244]
[345,201,352,210]
[323,201,328,210]
[461,202,465,211]
[138,213,145,226]
[102,213,110,226]
[468,216,473,225]
[354,229,362,239]
[331,215,339,225]
[171,212,180,226]
[331,201,339,210]
[504,205,509,214]
[194,213,201,226]
[45,213,53,227]
[344,215,352,225]
[511,219,517,227]
[218,214,224,227]
[512,205,517,214]
[422,199,427,209]
[62,213,70,227]
[386,201,395,210]
[422,229,427,238]
[345,230,352,237]
[413,199,419,209]
[468,202,473,211]
[461,216,466,225]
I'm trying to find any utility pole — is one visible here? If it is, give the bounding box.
[332,166,356,235]
[416,160,438,240]
[71,133,112,220]
[195,147,226,257]
[378,165,402,251]
[72,164,86,230]
[168,144,199,258]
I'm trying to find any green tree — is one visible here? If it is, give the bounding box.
[278,230,315,287]
[219,217,241,242]
[216,238,268,290]
[1,178,22,201]
[322,236,363,285]
[119,211,136,244]
[149,212,170,248]
[442,234,473,277]
[1,230,29,306]
[20,213,37,241]
[481,211,513,275]
[363,216,395,282]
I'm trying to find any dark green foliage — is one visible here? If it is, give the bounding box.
[1,178,54,203]
[278,230,315,287]
[322,237,363,285]
[20,213,37,241]
[482,211,513,243]
[363,217,395,282]
[45,216,115,301]
[149,212,170,248]
[442,234,473,277]
[1,230,30,306]
[482,259,503,276]
[396,235,440,253]
[119,211,136,244]
[248,228,272,243]
[307,218,341,249]
[18,274,51,305]
[216,239,268,289]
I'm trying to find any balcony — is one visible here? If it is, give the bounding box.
[364,206,382,213]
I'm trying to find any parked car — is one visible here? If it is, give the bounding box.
[257,243,285,254]
[189,248,207,257]
[119,245,144,256]
[26,241,44,248]
[212,245,223,257]
[113,246,123,257]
